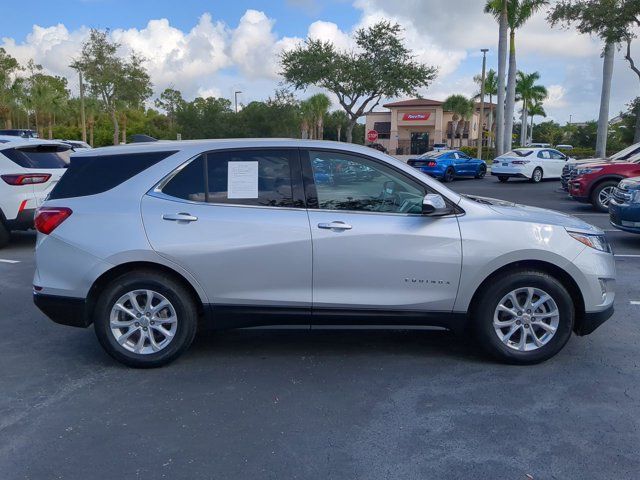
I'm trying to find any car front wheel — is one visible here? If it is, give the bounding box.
[475,165,487,179]
[473,270,574,364]
[591,180,618,212]
[93,270,198,368]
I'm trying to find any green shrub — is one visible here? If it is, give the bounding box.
[558,147,596,159]
[459,146,496,160]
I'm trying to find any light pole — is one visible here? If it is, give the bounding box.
[477,48,489,160]
[234,91,242,113]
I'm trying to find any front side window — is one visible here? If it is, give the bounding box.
[308,150,426,214]
[538,150,551,159]
[162,149,297,208]
[548,150,565,160]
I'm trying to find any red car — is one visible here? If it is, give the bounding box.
[569,159,640,212]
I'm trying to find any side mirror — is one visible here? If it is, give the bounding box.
[422,193,453,216]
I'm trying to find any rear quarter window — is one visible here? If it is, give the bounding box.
[2,145,71,168]
[48,150,177,200]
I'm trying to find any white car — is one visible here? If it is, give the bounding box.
[0,139,72,248]
[491,148,572,183]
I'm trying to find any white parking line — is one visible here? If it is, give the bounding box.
[615,254,640,258]
[0,259,20,264]
[630,301,640,305]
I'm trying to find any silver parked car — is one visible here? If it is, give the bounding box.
[33,139,616,367]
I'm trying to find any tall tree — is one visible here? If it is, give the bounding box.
[72,29,152,145]
[307,93,331,140]
[549,0,632,157]
[325,110,349,141]
[474,68,498,147]
[486,0,548,153]
[443,95,475,148]
[486,0,510,156]
[154,87,184,128]
[527,100,546,144]
[0,48,20,129]
[281,21,437,143]
[516,71,547,146]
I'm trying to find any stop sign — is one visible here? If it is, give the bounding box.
[367,130,378,142]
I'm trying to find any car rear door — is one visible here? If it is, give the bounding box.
[547,149,567,178]
[141,148,313,313]
[302,149,462,317]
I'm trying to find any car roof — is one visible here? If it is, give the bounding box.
[0,138,70,150]
[71,138,389,157]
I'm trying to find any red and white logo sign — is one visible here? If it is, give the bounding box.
[367,130,379,142]
[402,112,431,121]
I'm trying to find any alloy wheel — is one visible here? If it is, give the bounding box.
[109,289,178,354]
[533,169,542,183]
[492,287,559,352]
[598,186,615,209]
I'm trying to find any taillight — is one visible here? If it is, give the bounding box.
[1,173,51,185]
[427,161,437,167]
[34,207,72,235]
[512,160,530,165]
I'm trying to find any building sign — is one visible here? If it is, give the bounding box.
[367,130,379,142]
[402,113,431,121]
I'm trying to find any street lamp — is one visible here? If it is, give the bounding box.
[477,48,489,160]
[234,91,242,113]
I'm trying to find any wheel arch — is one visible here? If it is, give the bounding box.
[467,259,586,332]
[84,261,206,326]
[589,175,624,195]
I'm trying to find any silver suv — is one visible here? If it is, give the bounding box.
[33,140,616,367]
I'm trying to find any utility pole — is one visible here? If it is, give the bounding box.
[79,70,87,143]
[234,90,242,113]
[477,49,489,160]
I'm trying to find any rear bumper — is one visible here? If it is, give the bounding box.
[491,172,528,179]
[6,208,36,230]
[33,292,91,328]
[575,304,615,336]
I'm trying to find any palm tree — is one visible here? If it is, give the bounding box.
[484,0,509,157]
[516,71,547,146]
[485,0,548,153]
[443,95,474,148]
[474,68,498,147]
[327,110,349,141]
[299,99,314,139]
[307,93,331,140]
[526,101,546,144]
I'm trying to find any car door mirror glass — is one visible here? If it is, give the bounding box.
[422,193,452,216]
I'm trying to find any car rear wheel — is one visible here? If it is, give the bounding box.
[93,270,198,368]
[591,180,618,213]
[530,167,543,183]
[475,165,487,179]
[498,176,509,183]
[443,167,455,183]
[0,223,9,249]
[473,270,574,364]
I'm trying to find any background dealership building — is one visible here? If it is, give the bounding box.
[365,99,495,155]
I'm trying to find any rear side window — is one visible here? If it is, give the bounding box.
[161,149,297,208]
[3,145,71,168]
[49,150,177,200]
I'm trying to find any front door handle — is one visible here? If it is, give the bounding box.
[162,213,198,222]
[318,221,352,231]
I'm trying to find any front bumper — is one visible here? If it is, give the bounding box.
[33,292,91,328]
[575,304,615,336]
[609,199,640,234]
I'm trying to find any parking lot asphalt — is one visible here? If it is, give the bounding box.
[1,176,639,480]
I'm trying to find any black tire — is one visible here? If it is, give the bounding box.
[472,270,574,365]
[93,270,198,368]
[498,176,509,183]
[0,222,9,249]
[530,167,543,183]
[443,167,455,183]
[475,165,487,179]
[590,180,618,213]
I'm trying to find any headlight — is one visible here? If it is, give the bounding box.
[575,167,603,176]
[567,230,611,253]
[631,190,640,203]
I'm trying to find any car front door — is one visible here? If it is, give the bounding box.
[141,148,312,312]
[303,149,462,316]
[547,149,567,178]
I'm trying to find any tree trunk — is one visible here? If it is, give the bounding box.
[89,123,94,147]
[317,117,324,140]
[109,108,120,146]
[634,102,640,143]
[488,93,494,148]
[121,115,127,144]
[495,2,508,157]
[504,30,517,153]
[337,125,342,142]
[520,99,528,147]
[346,119,357,144]
[530,114,535,144]
[48,113,53,139]
[35,110,39,136]
[596,42,615,158]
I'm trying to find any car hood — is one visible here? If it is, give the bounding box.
[463,195,602,233]
[567,156,606,165]
[619,176,640,190]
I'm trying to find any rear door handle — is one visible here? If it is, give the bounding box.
[318,221,352,231]
[162,213,198,222]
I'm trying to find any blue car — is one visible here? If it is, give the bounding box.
[407,150,487,182]
[609,177,640,234]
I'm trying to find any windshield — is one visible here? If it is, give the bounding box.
[503,150,533,157]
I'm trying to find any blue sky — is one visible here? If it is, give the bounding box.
[1,0,636,124]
